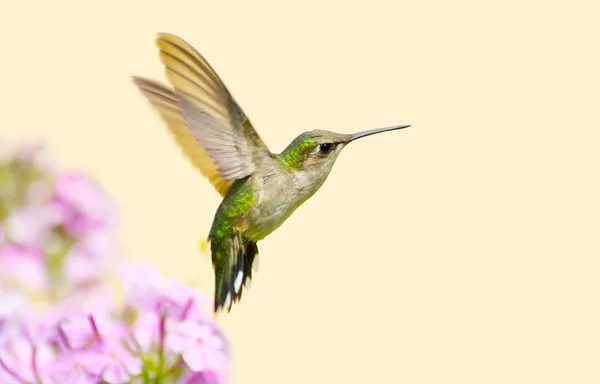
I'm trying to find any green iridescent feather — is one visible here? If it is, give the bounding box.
[278,138,317,170]
[210,177,256,240]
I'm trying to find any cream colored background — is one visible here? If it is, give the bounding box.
[1,0,599,383]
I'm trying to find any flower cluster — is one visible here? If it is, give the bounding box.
[0,272,229,384]
[0,144,229,383]
[0,143,118,300]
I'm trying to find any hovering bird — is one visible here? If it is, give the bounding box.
[133,33,410,312]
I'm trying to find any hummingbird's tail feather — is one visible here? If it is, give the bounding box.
[212,233,259,312]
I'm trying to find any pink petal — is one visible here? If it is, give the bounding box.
[63,248,97,282]
[0,336,32,364]
[93,315,128,340]
[35,343,55,368]
[0,288,30,319]
[102,362,129,384]
[132,312,159,351]
[59,316,94,349]
[3,206,59,247]
[165,331,197,354]
[178,371,221,384]
[183,346,208,372]
[83,353,110,375]
[62,371,97,384]
[121,353,142,376]
[53,173,118,234]
[51,353,98,384]
[0,337,39,382]
[0,245,48,291]
[175,321,208,339]
[106,342,142,376]
[165,320,209,354]
[0,370,23,384]
[59,284,115,315]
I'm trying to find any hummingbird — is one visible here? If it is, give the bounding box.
[132,33,410,313]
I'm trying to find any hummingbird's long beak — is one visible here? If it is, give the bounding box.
[348,124,411,142]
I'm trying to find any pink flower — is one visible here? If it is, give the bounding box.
[51,339,142,384]
[166,320,228,375]
[0,327,55,384]
[131,311,161,352]
[63,231,114,285]
[1,142,231,383]
[0,244,49,291]
[52,173,118,239]
[50,173,118,288]
[123,262,211,321]
[51,311,141,383]
[0,336,36,383]
[3,205,61,247]
[0,286,30,321]
[51,350,101,384]
[58,284,115,316]
[178,370,223,384]
[85,339,142,384]
[57,312,126,350]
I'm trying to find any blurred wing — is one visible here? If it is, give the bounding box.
[156,33,271,181]
[132,77,234,197]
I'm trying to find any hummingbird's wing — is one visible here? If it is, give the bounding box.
[132,77,234,197]
[155,33,271,181]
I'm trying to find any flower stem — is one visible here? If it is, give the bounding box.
[157,310,167,379]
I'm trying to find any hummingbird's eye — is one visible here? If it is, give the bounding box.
[318,143,333,154]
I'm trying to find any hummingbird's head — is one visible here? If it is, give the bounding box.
[278,130,351,175]
[278,125,411,174]
[277,124,410,199]
[277,124,410,201]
